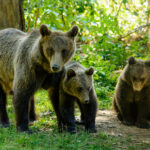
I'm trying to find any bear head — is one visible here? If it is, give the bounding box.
[123,56,150,91]
[39,24,78,72]
[62,66,94,104]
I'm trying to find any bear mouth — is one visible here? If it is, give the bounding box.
[133,85,143,92]
[82,99,90,104]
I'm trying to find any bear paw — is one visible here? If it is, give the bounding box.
[117,113,123,121]
[17,125,32,134]
[85,127,97,133]
[67,127,76,134]
[0,120,10,128]
[29,116,37,123]
[0,123,10,128]
[136,121,150,129]
[122,119,135,126]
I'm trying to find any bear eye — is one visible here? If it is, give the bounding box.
[47,48,54,55]
[62,49,67,57]
[77,87,83,92]
[133,77,137,81]
[140,78,145,82]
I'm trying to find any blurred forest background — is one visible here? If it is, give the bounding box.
[24,0,150,109]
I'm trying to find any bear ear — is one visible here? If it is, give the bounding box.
[67,69,76,79]
[40,24,51,36]
[67,25,79,38]
[128,56,136,65]
[145,60,150,67]
[85,67,94,76]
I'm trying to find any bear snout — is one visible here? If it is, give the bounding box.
[132,82,144,91]
[52,64,60,72]
[84,99,90,104]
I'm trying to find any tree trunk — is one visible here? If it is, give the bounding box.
[0,0,25,31]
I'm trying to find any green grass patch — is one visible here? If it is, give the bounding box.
[0,90,148,150]
[0,124,149,150]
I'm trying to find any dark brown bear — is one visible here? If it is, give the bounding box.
[0,24,78,132]
[113,56,150,128]
[48,62,98,133]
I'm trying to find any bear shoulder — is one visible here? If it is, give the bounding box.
[27,29,41,39]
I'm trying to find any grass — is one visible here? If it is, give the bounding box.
[0,90,149,150]
[1,124,149,150]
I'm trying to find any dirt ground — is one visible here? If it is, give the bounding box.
[96,110,150,145]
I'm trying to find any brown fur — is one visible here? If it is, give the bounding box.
[0,24,78,132]
[113,56,150,128]
[48,62,98,133]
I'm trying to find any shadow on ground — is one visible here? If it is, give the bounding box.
[96,110,150,144]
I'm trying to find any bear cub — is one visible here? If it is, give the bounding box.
[58,62,97,133]
[113,56,150,128]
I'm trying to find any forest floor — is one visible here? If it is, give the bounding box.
[96,110,150,148]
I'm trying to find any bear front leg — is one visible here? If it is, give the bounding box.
[13,65,37,132]
[75,99,85,125]
[48,88,64,132]
[136,100,150,128]
[59,94,76,134]
[13,78,36,132]
[13,91,32,132]
[0,84,9,127]
[113,98,123,121]
[117,100,136,125]
[115,80,135,125]
[29,96,37,122]
[82,89,97,133]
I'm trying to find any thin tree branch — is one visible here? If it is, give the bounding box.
[34,7,39,29]
[118,22,150,40]
[115,0,123,19]
[27,17,31,32]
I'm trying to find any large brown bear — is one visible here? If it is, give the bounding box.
[113,56,150,128]
[48,62,98,133]
[0,24,78,132]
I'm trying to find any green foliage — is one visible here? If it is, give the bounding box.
[74,44,119,108]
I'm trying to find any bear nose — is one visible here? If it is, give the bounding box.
[84,99,89,104]
[52,64,60,71]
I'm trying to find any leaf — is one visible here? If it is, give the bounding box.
[122,0,128,4]
[133,11,138,16]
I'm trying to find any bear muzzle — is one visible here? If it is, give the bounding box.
[52,64,60,72]
[133,82,144,91]
[84,99,90,104]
